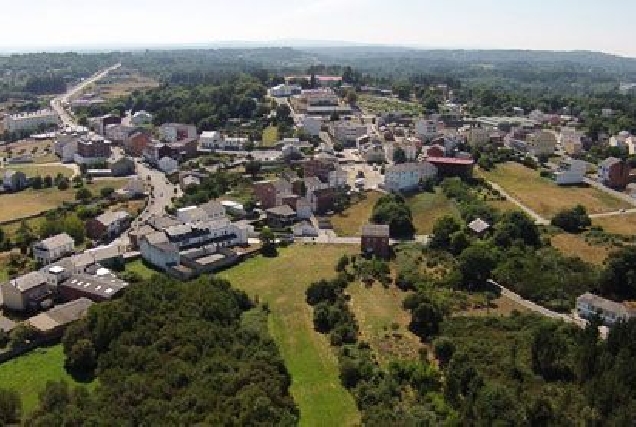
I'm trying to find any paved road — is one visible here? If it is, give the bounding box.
[589,208,636,219]
[51,63,121,127]
[487,180,549,225]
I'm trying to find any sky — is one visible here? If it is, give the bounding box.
[1,0,634,57]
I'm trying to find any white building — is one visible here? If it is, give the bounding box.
[32,233,75,265]
[302,116,323,137]
[383,162,437,192]
[55,137,79,163]
[609,131,635,155]
[4,109,59,133]
[415,119,438,141]
[268,84,301,97]
[200,131,248,151]
[131,110,153,126]
[576,293,636,325]
[159,123,197,143]
[158,157,179,174]
[139,232,180,271]
[328,167,348,188]
[553,158,587,185]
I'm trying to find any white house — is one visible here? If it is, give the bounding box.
[158,156,179,174]
[383,162,437,192]
[609,131,635,155]
[553,158,587,185]
[0,271,50,312]
[139,232,180,271]
[131,110,153,126]
[200,131,223,149]
[268,84,301,98]
[576,293,636,325]
[415,119,439,141]
[330,121,369,145]
[32,233,75,265]
[5,109,59,133]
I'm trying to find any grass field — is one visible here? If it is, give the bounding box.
[93,73,159,99]
[331,191,382,236]
[0,344,97,415]
[550,233,613,265]
[124,259,161,281]
[479,163,631,218]
[357,94,426,115]
[593,213,636,236]
[261,125,279,147]
[219,245,361,427]
[0,164,75,178]
[0,179,127,223]
[407,190,459,234]
[347,282,422,366]
[486,198,520,213]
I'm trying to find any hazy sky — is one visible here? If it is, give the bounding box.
[1,0,634,57]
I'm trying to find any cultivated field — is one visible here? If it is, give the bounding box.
[479,163,631,218]
[0,344,96,415]
[407,190,459,234]
[0,179,127,223]
[331,191,382,236]
[219,244,361,427]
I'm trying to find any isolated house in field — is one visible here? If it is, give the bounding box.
[361,224,391,259]
[553,158,587,185]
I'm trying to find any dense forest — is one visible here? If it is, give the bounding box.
[22,276,298,425]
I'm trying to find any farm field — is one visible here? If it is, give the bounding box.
[0,179,127,223]
[479,163,631,218]
[219,244,361,427]
[0,344,97,415]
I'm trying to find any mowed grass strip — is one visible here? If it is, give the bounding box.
[218,245,361,427]
[479,163,631,218]
[0,344,97,415]
[0,179,127,222]
[347,282,422,366]
[331,191,382,236]
[1,164,75,178]
[407,190,459,234]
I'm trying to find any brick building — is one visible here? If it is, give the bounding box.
[361,224,391,259]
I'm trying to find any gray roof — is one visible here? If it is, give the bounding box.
[600,157,622,167]
[577,293,636,316]
[6,271,47,292]
[200,200,226,216]
[266,205,296,217]
[361,224,390,237]
[95,210,130,226]
[34,233,74,251]
[165,224,193,237]
[60,273,128,300]
[468,218,490,233]
[148,216,183,231]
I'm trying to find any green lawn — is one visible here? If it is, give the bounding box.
[0,344,97,415]
[357,94,426,115]
[0,164,75,178]
[261,125,279,147]
[218,245,361,427]
[331,191,382,236]
[124,259,161,281]
[406,190,459,234]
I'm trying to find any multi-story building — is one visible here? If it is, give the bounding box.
[301,116,323,136]
[467,126,490,147]
[253,179,293,209]
[124,131,151,157]
[415,119,439,141]
[329,121,369,146]
[74,134,112,165]
[560,127,584,155]
[32,233,75,265]
[0,271,51,312]
[527,131,557,157]
[385,141,418,163]
[268,84,302,97]
[598,157,630,189]
[553,158,587,185]
[88,114,121,135]
[383,162,437,193]
[200,131,223,150]
[4,109,59,133]
[609,131,635,155]
[86,211,131,241]
[159,123,197,143]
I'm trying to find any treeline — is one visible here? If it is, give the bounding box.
[23,276,299,425]
[24,75,66,95]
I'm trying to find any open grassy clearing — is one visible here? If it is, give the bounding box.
[486,197,520,213]
[0,164,75,178]
[331,191,382,236]
[454,294,530,317]
[357,94,425,115]
[407,190,459,234]
[261,125,279,147]
[550,233,613,266]
[0,179,127,222]
[0,344,97,415]
[93,73,159,100]
[347,281,422,366]
[479,162,631,218]
[218,244,361,427]
[1,139,57,164]
[124,259,161,282]
[592,213,636,236]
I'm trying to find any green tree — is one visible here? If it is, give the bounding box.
[458,243,498,289]
[75,187,92,201]
[551,204,591,233]
[393,147,407,164]
[259,227,277,257]
[371,194,415,238]
[99,187,115,198]
[63,214,86,244]
[32,175,43,189]
[600,246,636,301]
[57,178,69,190]
[0,388,21,425]
[493,210,541,248]
[245,160,262,179]
[65,339,97,375]
[430,216,461,251]
[433,337,456,366]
